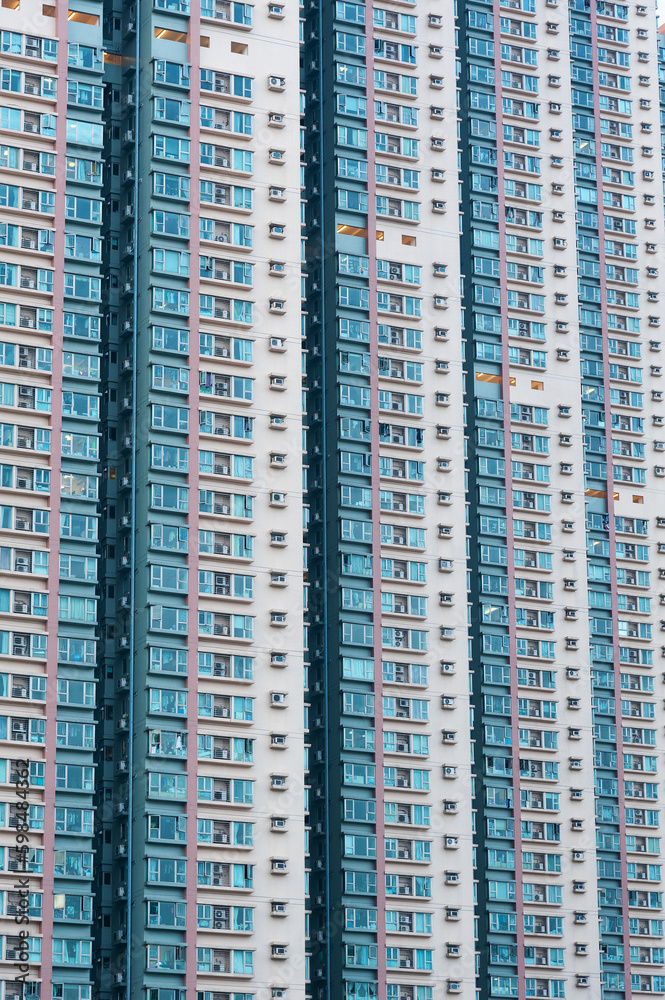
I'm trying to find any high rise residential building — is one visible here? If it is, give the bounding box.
[302,3,476,1000]
[96,1,307,999]
[0,0,306,997]
[304,0,665,997]
[459,1,665,997]
[1,0,665,998]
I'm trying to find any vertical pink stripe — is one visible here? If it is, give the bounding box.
[490,16,525,997]
[185,12,202,991]
[364,36,387,1000]
[587,6,632,991]
[39,3,71,988]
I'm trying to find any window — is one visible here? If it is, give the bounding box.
[147,772,187,799]
[149,607,188,633]
[151,365,189,392]
[151,444,189,471]
[150,565,188,591]
[147,857,187,884]
[60,513,97,538]
[55,764,94,791]
[56,722,94,748]
[54,808,93,835]
[148,900,187,927]
[58,597,96,623]
[62,352,99,379]
[52,939,92,965]
[152,326,189,353]
[57,680,95,705]
[152,484,188,510]
[153,135,190,162]
[147,814,187,841]
[62,393,98,421]
[146,945,186,973]
[154,61,190,87]
[152,287,189,315]
[61,435,99,461]
[153,211,189,238]
[150,648,188,674]
[67,80,103,108]
[150,524,188,552]
[65,119,103,145]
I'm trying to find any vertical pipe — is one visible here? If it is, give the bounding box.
[363,27,387,1000]
[124,0,140,991]
[185,3,202,991]
[314,0,333,991]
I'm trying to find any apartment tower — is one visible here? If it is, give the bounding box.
[0,0,307,996]
[458,0,665,996]
[303,0,665,997]
[302,0,475,999]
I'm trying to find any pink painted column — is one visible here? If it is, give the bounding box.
[587,4,633,992]
[39,2,71,991]
[364,27,387,1000]
[491,13,526,999]
[185,9,202,991]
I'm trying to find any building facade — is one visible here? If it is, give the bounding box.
[0,1,104,998]
[0,0,664,998]
[0,0,307,997]
[460,0,665,997]
[302,1,475,999]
